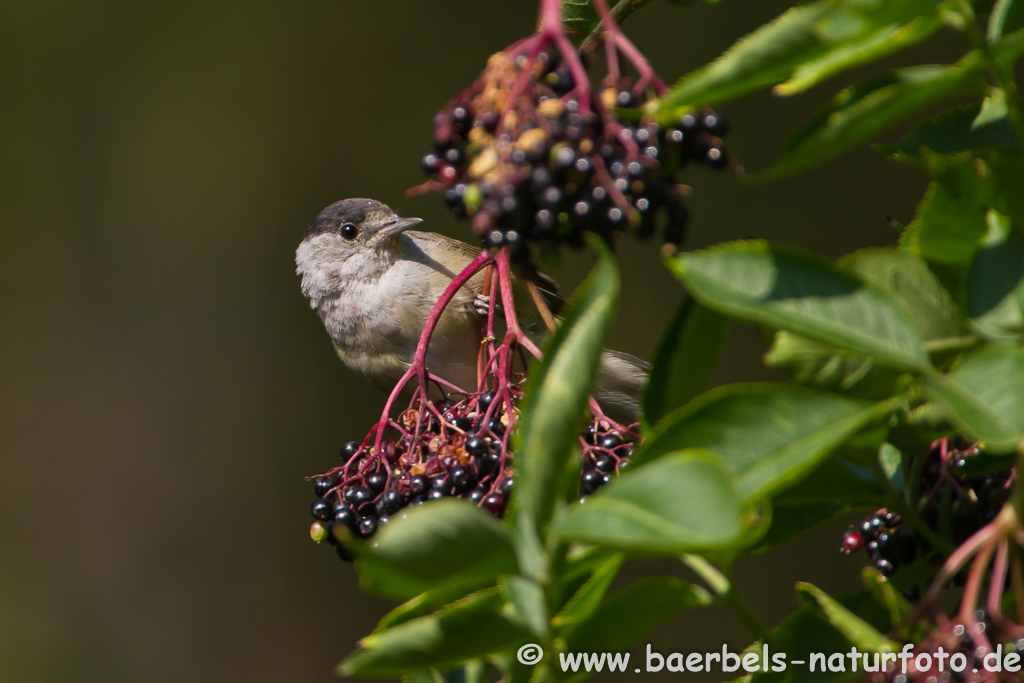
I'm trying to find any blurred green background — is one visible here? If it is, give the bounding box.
[0,1,967,681]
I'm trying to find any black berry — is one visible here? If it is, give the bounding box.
[481,493,506,516]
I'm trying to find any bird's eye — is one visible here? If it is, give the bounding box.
[340,223,359,241]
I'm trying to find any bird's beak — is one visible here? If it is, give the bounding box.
[378,216,423,240]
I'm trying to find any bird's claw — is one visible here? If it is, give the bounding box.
[474,294,501,318]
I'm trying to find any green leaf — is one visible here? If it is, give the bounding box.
[989,0,1024,43]
[747,590,897,683]
[765,332,902,399]
[561,0,600,34]
[501,576,549,639]
[924,343,1024,452]
[966,214,1024,341]
[552,554,624,634]
[878,442,905,492]
[340,588,531,678]
[776,15,941,96]
[841,248,967,342]
[513,239,619,569]
[562,578,711,669]
[669,241,929,370]
[643,296,730,428]
[755,503,855,553]
[901,153,994,264]
[862,567,912,629]
[555,450,749,554]
[656,0,939,111]
[765,63,986,178]
[991,152,1024,227]
[402,672,442,683]
[375,582,497,634]
[561,545,621,583]
[454,661,487,683]
[796,583,898,653]
[640,383,901,501]
[355,499,519,599]
[887,97,1022,156]
[992,25,1024,61]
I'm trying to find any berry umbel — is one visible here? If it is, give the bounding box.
[411,0,733,258]
[841,437,1015,589]
[841,437,1022,683]
[308,388,639,559]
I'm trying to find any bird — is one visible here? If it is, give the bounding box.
[295,198,648,423]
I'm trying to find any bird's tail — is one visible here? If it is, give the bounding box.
[593,349,650,425]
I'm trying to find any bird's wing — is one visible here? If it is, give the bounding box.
[407,230,564,313]
[593,349,649,424]
[405,231,647,421]
[404,230,483,277]
[530,272,564,315]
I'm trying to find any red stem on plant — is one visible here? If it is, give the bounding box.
[372,251,493,453]
[1012,553,1024,624]
[486,268,500,352]
[957,539,995,629]
[539,0,592,112]
[477,266,496,390]
[590,0,665,94]
[600,116,641,156]
[496,250,544,361]
[500,35,546,133]
[588,397,627,433]
[905,504,1021,650]
[426,372,471,395]
[605,35,620,83]
[956,542,1002,683]
[923,522,1000,606]
[591,154,635,217]
[405,179,447,197]
[988,539,1010,620]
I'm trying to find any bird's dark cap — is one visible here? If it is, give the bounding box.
[303,198,395,240]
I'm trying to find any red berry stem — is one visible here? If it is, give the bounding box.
[1012,552,1024,624]
[590,0,665,94]
[591,154,634,218]
[901,504,1022,658]
[499,35,547,134]
[371,250,494,454]
[605,38,621,83]
[540,0,592,112]
[479,266,499,387]
[957,540,998,657]
[923,518,1001,608]
[496,249,543,359]
[987,539,1011,624]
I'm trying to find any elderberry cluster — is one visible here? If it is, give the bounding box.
[418,49,730,259]
[579,421,635,494]
[308,388,639,561]
[866,612,1024,683]
[841,508,915,579]
[841,438,1015,587]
